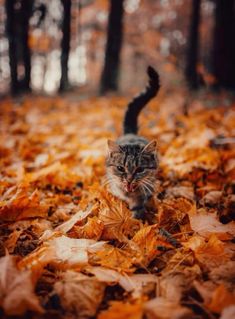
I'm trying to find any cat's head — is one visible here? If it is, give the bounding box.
[106,140,158,194]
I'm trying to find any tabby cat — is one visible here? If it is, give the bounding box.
[106,66,160,219]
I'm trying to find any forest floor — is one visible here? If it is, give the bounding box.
[0,91,235,319]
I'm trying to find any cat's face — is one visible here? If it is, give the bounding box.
[106,140,158,195]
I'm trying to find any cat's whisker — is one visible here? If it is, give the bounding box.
[102,179,110,186]
[102,178,117,188]
[140,184,148,197]
[142,179,155,191]
[142,177,154,186]
[102,175,117,185]
[140,182,150,196]
[141,180,154,194]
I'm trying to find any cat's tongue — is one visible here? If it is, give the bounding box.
[126,183,136,192]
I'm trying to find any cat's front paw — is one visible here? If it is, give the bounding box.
[130,205,146,220]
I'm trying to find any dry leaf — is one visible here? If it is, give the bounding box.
[87,266,157,298]
[54,271,106,319]
[0,186,48,221]
[184,234,233,269]
[207,285,235,314]
[94,244,136,273]
[220,306,235,319]
[98,300,143,319]
[68,216,104,240]
[132,224,173,266]
[55,205,94,233]
[144,297,192,319]
[0,255,43,315]
[188,209,235,240]
[19,235,106,269]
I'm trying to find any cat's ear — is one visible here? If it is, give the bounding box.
[107,140,121,153]
[142,140,157,153]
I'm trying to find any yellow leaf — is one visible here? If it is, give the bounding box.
[98,300,143,319]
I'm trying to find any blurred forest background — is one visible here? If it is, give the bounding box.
[0,0,235,97]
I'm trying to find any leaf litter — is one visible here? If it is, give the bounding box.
[0,95,235,318]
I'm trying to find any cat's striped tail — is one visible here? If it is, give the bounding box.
[123,66,160,135]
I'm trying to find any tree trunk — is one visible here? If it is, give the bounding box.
[20,0,33,92]
[185,0,201,90]
[59,0,72,92]
[100,0,124,94]
[212,0,235,89]
[5,0,18,94]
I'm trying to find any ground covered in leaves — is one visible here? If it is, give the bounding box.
[0,92,235,319]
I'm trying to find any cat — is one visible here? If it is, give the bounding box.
[106,66,160,219]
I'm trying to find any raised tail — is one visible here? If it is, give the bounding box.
[123,66,160,135]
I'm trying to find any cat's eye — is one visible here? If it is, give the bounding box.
[136,167,145,173]
[117,166,125,172]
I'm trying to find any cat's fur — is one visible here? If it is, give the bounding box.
[106,66,160,219]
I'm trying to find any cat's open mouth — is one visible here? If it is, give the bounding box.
[124,183,138,193]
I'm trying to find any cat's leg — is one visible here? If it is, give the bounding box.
[128,194,155,219]
[128,197,147,219]
[131,207,146,219]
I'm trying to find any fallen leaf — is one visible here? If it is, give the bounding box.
[94,244,136,273]
[0,255,43,315]
[19,235,106,269]
[144,297,192,319]
[87,266,157,298]
[0,186,48,221]
[184,234,233,269]
[68,216,104,240]
[54,270,106,319]
[220,306,235,319]
[97,186,140,241]
[165,185,195,201]
[98,300,144,319]
[132,224,173,266]
[207,285,235,314]
[55,205,94,233]
[200,190,222,206]
[188,209,235,240]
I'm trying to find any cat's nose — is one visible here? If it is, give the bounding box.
[126,175,133,183]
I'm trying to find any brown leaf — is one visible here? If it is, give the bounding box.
[165,185,195,201]
[144,297,193,319]
[19,235,106,269]
[0,186,48,221]
[68,216,104,240]
[220,306,235,319]
[200,190,222,206]
[97,186,141,241]
[184,234,233,269]
[207,285,235,314]
[158,198,194,233]
[55,205,94,234]
[94,244,136,273]
[87,266,157,298]
[0,255,43,315]
[188,209,235,240]
[54,271,106,319]
[132,224,173,266]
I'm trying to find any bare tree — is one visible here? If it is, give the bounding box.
[185,0,201,89]
[100,0,124,93]
[59,0,72,92]
[5,0,33,94]
[5,0,18,94]
[212,0,235,89]
[20,0,33,92]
